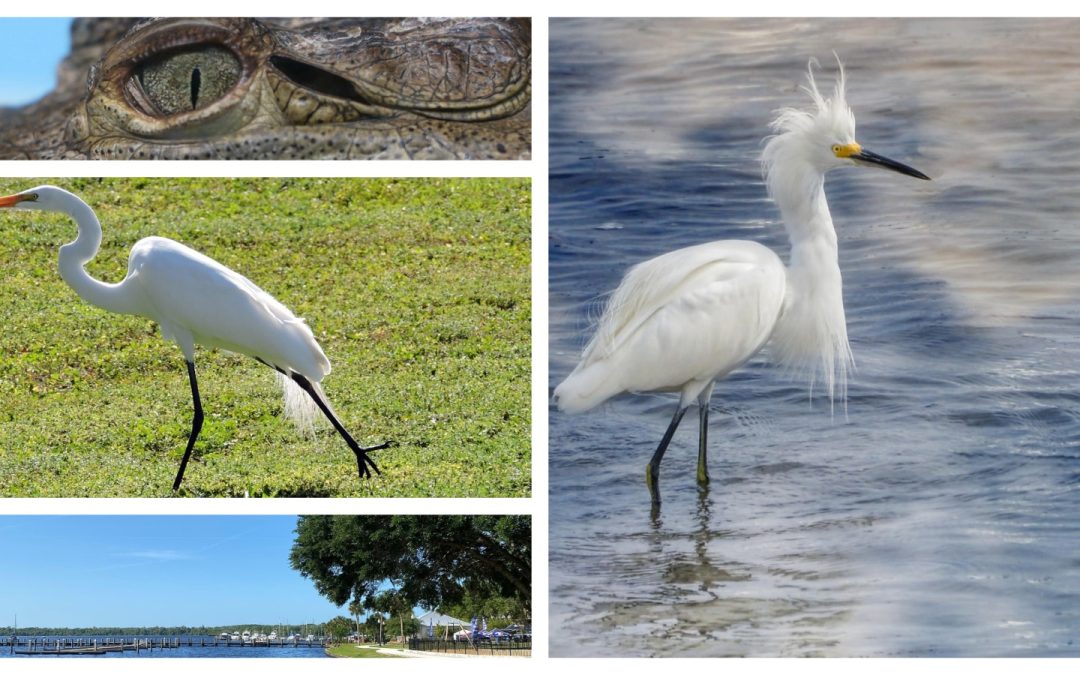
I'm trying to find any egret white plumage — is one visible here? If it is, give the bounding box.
[553,61,930,502]
[0,185,388,490]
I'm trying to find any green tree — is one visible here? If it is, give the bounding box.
[367,589,420,641]
[290,516,531,613]
[325,616,354,642]
[348,598,363,639]
[402,614,421,638]
[362,613,387,645]
[442,591,528,628]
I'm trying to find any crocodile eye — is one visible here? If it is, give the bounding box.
[133,45,241,115]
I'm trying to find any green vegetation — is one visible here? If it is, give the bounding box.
[441,592,528,629]
[363,611,421,643]
[325,616,354,641]
[0,178,530,497]
[327,643,406,658]
[291,516,531,623]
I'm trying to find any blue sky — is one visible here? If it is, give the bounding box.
[0,18,72,106]
[0,516,349,628]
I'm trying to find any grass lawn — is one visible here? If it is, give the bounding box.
[327,643,407,658]
[0,177,530,497]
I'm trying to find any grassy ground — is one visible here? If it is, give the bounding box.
[0,178,530,497]
[326,643,406,658]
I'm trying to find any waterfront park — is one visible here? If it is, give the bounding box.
[1,515,531,658]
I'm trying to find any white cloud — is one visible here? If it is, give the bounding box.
[127,550,192,561]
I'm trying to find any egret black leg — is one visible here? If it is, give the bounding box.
[646,405,688,504]
[697,402,710,485]
[173,360,203,491]
[290,373,388,479]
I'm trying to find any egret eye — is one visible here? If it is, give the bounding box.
[134,46,241,115]
[831,144,842,155]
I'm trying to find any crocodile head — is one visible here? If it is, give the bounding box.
[0,17,531,160]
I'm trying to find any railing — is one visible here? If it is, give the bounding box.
[406,637,531,657]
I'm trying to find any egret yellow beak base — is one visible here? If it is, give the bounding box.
[833,142,862,158]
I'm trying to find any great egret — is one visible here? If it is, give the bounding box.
[553,62,930,503]
[0,185,388,490]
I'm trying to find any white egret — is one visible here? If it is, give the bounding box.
[553,61,930,502]
[0,185,389,490]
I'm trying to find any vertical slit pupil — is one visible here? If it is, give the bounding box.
[190,67,202,109]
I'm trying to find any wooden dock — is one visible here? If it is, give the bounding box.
[5,638,176,655]
[3,636,329,655]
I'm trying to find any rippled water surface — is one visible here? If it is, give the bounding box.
[549,18,1080,657]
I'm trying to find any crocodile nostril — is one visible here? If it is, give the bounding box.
[269,55,372,103]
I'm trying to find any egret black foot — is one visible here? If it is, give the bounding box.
[354,440,392,479]
[355,453,380,480]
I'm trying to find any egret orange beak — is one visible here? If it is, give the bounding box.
[0,192,37,207]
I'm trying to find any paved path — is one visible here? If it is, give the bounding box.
[355,645,473,658]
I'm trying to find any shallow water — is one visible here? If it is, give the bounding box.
[549,18,1080,657]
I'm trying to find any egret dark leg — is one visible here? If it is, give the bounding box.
[173,360,203,491]
[646,405,688,504]
[290,373,388,480]
[697,402,710,485]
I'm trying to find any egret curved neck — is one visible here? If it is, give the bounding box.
[57,198,140,316]
[771,162,842,309]
[767,158,851,400]
[769,159,836,247]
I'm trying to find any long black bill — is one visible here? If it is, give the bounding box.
[851,149,931,180]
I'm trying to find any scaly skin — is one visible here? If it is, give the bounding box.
[0,17,531,160]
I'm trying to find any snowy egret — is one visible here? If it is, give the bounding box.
[553,61,929,503]
[0,185,389,490]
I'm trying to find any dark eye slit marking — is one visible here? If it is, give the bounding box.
[190,67,201,109]
[270,56,373,103]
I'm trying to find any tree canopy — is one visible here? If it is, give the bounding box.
[325,616,354,641]
[289,516,531,615]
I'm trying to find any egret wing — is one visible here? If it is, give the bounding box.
[126,237,331,380]
[556,240,786,412]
